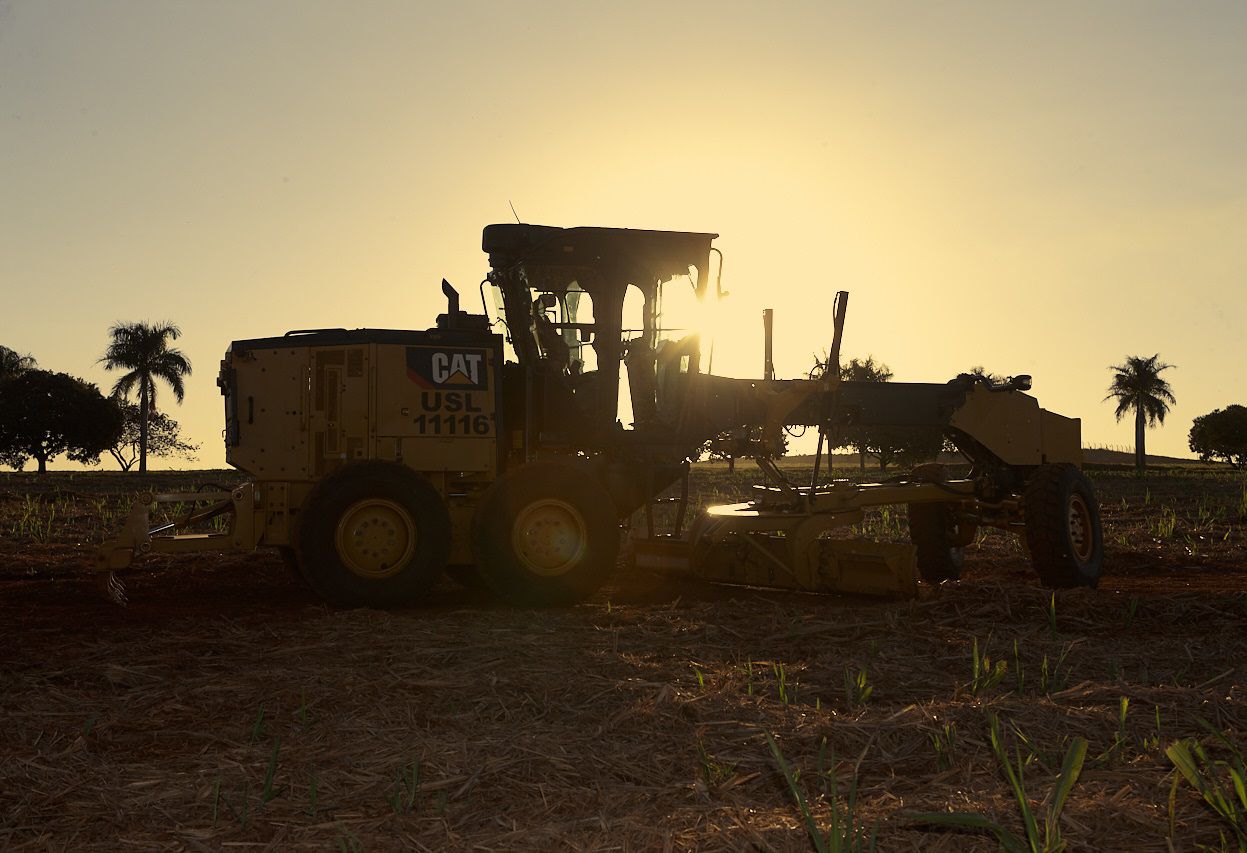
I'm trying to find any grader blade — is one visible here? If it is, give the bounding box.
[692,533,917,597]
[687,500,919,597]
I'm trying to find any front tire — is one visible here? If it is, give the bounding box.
[297,462,451,607]
[472,462,620,606]
[1024,464,1103,588]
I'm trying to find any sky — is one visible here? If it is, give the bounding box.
[2,1,1245,469]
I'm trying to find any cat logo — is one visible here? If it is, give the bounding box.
[406,347,488,390]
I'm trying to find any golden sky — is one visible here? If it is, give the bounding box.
[2,1,1245,467]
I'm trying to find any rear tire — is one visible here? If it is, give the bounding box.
[472,462,620,606]
[907,464,965,584]
[297,461,451,607]
[1024,464,1103,588]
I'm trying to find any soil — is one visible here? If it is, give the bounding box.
[1,466,1244,850]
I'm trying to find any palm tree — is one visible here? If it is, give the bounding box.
[0,345,36,380]
[1105,354,1175,472]
[100,322,192,472]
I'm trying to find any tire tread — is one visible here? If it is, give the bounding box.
[1024,463,1102,588]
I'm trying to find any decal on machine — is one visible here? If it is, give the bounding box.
[405,346,494,436]
[405,347,488,390]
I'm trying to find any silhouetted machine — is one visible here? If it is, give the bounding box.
[98,224,1103,605]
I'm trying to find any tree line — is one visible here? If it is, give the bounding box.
[0,323,196,474]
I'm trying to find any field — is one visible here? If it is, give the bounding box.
[2,463,1246,851]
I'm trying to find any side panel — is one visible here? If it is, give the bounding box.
[948,385,1043,465]
[373,343,498,475]
[225,347,311,479]
[308,345,370,477]
[1039,409,1082,466]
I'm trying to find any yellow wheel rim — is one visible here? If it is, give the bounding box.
[1068,494,1093,563]
[512,498,588,577]
[335,498,416,579]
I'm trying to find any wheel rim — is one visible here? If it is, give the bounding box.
[512,498,588,577]
[334,498,417,579]
[1067,493,1094,563]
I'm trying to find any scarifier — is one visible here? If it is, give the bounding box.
[97,224,1103,605]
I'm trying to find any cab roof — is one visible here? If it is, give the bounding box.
[482,224,717,286]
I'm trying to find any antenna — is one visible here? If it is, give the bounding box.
[508,200,522,223]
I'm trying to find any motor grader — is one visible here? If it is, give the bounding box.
[97,223,1103,606]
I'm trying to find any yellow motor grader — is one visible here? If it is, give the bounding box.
[97,224,1103,606]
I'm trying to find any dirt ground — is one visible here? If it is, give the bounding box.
[1,465,1245,851]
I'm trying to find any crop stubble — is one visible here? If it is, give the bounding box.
[0,465,1244,850]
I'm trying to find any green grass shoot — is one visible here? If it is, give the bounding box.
[970,636,1008,697]
[766,733,877,853]
[1165,721,1247,850]
[908,713,1087,853]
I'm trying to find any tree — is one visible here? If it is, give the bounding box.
[0,345,36,380]
[965,365,1004,383]
[839,355,894,384]
[1188,405,1247,468]
[852,424,946,473]
[1105,354,1176,472]
[838,356,894,473]
[108,398,200,471]
[100,322,192,473]
[0,371,124,473]
[831,355,942,472]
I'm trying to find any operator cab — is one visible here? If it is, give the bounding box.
[480,224,720,448]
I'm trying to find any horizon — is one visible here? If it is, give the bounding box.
[0,446,1213,477]
[3,2,1245,470]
